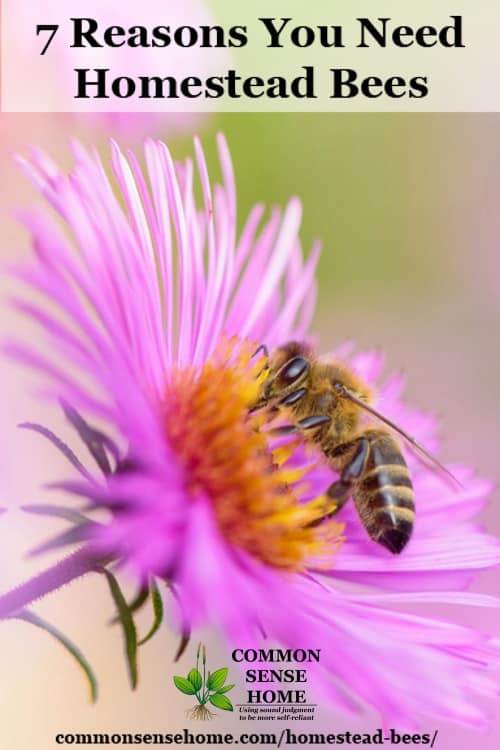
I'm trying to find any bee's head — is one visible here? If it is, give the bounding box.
[253,341,313,409]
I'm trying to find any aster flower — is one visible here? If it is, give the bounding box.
[1,134,500,729]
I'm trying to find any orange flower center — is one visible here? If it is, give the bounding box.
[162,339,343,571]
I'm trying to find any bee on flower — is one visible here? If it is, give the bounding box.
[1,134,499,730]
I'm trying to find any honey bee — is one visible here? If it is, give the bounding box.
[251,341,458,554]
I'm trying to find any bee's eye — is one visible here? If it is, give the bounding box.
[277,356,310,387]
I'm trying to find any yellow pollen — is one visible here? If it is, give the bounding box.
[162,338,344,572]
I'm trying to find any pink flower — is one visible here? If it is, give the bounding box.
[2,134,500,728]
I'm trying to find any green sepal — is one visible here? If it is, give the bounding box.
[174,629,191,662]
[207,667,228,691]
[21,504,90,525]
[109,586,149,625]
[138,579,164,646]
[102,570,138,689]
[16,609,98,702]
[61,401,114,475]
[127,587,150,615]
[209,693,233,711]
[173,676,197,695]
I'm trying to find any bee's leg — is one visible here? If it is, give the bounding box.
[323,436,370,516]
[270,415,331,436]
[279,388,307,406]
[251,344,269,365]
[258,388,306,419]
[251,344,269,359]
[250,344,270,383]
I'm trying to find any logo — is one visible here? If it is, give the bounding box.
[173,643,234,720]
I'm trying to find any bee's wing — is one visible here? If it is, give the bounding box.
[336,384,462,490]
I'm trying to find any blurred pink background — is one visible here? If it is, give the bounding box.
[0,113,499,748]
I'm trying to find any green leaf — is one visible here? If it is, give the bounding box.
[138,580,164,646]
[174,676,197,695]
[209,693,233,711]
[216,683,235,694]
[188,668,203,691]
[16,609,98,702]
[207,667,228,691]
[102,570,138,689]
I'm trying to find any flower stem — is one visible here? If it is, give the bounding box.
[195,642,202,705]
[0,547,97,619]
[202,645,208,704]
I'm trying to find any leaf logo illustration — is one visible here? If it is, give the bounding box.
[207,668,228,691]
[173,643,234,719]
[173,676,197,695]
[188,668,203,691]
[209,694,233,711]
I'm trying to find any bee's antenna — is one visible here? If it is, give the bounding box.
[334,383,463,490]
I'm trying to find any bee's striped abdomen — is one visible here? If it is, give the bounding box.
[353,431,415,554]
